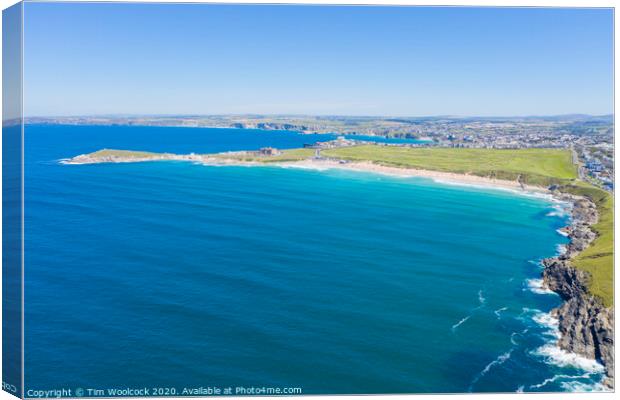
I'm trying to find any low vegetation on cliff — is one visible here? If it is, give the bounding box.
[87,149,163,159]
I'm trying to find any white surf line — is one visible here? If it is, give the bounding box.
[451,316,470,332]
[531,344,605,373]
[452,288,488,332]
[524,278,557,296]
[478,289,486,305]
[468,349,514,392]
[529,373,592,390]
[510,329,528,346]
[494,307,508,319]
[555,243,568,256]
[531,310,561,339]
[560,380,610,392]
[527,310,606,384]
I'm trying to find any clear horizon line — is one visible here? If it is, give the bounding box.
[24,112,614,119]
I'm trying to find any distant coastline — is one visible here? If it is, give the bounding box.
[26,113,613,151]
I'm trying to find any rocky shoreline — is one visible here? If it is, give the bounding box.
[542,192,614,388]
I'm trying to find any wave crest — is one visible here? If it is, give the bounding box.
[531,344,605,373]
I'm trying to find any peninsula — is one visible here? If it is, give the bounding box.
[65,143,614,386]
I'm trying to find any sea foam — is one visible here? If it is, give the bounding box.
[556,244,568,255]
[529,373,591,390]
[468,349,513,391]
[531,311,561,339]
[546,203,571,218]
[560,380,610,392]
[524,278,556,295]
[451,316,470,332]
[531,345,605,373]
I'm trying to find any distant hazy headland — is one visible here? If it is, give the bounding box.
[27,113,612,146]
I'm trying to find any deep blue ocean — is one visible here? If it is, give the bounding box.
[23,124,607,394]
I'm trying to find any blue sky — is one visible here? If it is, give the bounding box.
[24,3,613,117]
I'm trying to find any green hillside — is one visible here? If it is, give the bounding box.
[322,146,577,186]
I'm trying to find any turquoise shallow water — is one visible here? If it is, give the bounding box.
[23,125,606,394]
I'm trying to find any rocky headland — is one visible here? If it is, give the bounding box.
[542,192,614,388]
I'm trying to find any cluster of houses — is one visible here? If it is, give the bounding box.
[578,144,614,191]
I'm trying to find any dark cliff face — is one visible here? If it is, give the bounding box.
[541,194,614,388]
[542,258,590,300]
[557,297,614,383]
[543,262,614,384]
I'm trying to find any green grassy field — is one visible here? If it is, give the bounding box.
[88,149,164,158]
[322,146,578,186]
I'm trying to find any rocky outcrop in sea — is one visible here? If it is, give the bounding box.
[542,193,614,388]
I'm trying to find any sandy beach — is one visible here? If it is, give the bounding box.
[269,159,551,195]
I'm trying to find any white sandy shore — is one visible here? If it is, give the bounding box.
[268,159,550,195]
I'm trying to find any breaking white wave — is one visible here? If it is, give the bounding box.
[468,349,513,391]
[525,278,556,295]
[529,373,591,390]
[560,379,610,392]
[430,178,522,194]
[532,311,558,329]
[531,311,561,339]
[517,307,539,322]
[546,210,564,217]
[527,310,607,390]
[527,259,545,270]
[531,344,605,373]
[494,307,508,319]
[556,244,568,255]
[276,163,331,171]
[509,328,530,346]
[451,290,490,332]
[451,316,470,332]
[546,203,570,218]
